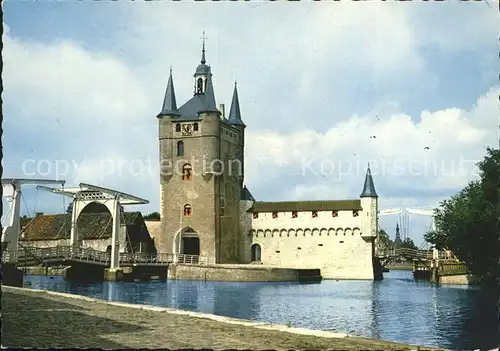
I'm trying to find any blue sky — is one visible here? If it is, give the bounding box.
[2,1,498,246]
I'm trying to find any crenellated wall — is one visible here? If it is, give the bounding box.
[244,207,376,280]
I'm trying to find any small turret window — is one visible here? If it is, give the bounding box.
[176,123,181,132]
[182,164,192,181]
[177,141,184,157]
[193,122,199,131]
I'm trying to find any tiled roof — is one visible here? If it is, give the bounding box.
[20,212,151,242]
[249,200,362,213]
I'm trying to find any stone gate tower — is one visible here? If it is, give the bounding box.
[156,39,246,264]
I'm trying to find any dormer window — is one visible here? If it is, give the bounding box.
[176,123,181,132]
[253,213,259,219]
[292,211,298,218]
[193,122,199,131]
[332,211,338,217]
[353,210,359,217]
[312,211,318,218]
[272,212,278,219]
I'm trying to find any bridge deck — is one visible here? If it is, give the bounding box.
[2,246,207,268]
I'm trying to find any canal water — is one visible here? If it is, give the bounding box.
[24,270,498,350]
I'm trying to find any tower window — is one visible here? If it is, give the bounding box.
[292,211,298,218]
[177,141,184,157]
[193,122,199,131]
[182,164,192,181]
[176,123,181,132]
[184,204,192,216]
[197,78,203,94]
[312,211,318,218]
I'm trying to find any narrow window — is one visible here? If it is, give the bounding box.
[253,212,259,219]
[312,211,318,218]
[193,122,199,131]
[197,78,203,94]
[176,123,181,132]
[182,164,192,181]
[220,198,225,217]
[318,244,323,247]
[177,141,184,157]
[353,210,359,217]
[292,211,298,218]
[297,247,302,250]
[184,204,192,216]
[339,241,344,244]
[332,210,338,217]
[275,250,280,253]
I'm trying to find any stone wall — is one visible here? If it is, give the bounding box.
[247,208,375,280]
[168,263,299,282]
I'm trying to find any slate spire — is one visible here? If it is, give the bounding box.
[199,74,220,115]
[228,81,246,127]
[159,68,180,117]
[360,164,378,198]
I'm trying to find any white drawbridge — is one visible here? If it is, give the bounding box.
[2,178,66,262]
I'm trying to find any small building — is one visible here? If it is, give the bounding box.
[19,212,156,254]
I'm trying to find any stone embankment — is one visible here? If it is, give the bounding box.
[1,286,441,350]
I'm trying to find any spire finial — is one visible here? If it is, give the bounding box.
[169,65,172,75]
[200,31,207,64]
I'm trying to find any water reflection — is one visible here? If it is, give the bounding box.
[24,271,498,350]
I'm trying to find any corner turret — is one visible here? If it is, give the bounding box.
[360,164,378,198]
[228,82,245,127]
[158,68,180,118]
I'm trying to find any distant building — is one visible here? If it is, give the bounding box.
[394,223,402,245]
[148,38,380,280]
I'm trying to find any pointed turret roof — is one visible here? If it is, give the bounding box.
[198,74,220,115]
[228,82,245,127]
[241,186,255,201]
[158,68,180,117]
[360,164,378,198]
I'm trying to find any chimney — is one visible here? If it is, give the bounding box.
[219,103,225,119]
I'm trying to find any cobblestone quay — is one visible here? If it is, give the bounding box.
[1,286,435,350]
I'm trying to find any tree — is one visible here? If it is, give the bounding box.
[143,212,161,221]
[424,147,500,285]
[377,229,394,250]
[398,237,418,250]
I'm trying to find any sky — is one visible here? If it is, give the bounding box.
[2,1,498,247]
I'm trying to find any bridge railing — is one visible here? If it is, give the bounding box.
[175,254,214,265]
[3,246,214,267]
